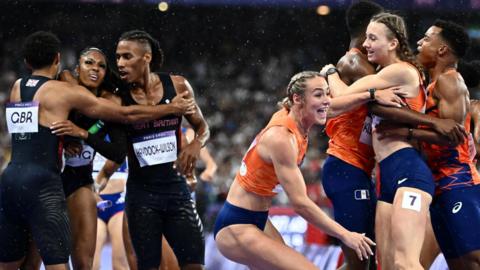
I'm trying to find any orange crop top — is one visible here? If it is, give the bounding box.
[236,108,308,197]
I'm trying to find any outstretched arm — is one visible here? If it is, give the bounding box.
[263,126,374,260]
[322,63,417,98]
[65,84,195,124]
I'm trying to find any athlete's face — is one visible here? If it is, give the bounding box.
[76,50,106,91]
[363,21,398,65]
[417,26,444,69]
[299,76,331,125]
[116,40,150,83]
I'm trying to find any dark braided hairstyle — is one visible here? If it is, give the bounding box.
[280,71,323,110]
[118,30,165,71]
[371,12,423,73]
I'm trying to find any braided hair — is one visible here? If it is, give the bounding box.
[118,30,165,71]
[371,12,423,73]
[280,71,322,110]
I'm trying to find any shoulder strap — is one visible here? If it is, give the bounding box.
[158,73,176,101]
[20,75,50,102]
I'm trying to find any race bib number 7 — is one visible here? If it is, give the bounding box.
[6,101,39,133]
[132,131,177,167]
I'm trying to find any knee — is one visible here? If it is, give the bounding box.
[393,255,421,270]
[72,257,93,270]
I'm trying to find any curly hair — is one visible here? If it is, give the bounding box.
[433,19,470,58]
[346,0,384,38]
[23,31,61,69]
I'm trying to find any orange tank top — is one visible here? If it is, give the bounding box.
[325,48,375,174]
[236,108,308,197]
[421,71,480,193]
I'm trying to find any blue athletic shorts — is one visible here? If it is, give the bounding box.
[430,184,480,259]
[322,155,376,239]
[378,148,434,203]
[214,201,268,239]
[98,192,125,224]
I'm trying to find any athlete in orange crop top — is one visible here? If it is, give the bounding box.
[373,20,480,269]
[322,13,449,270]
[236,108,308,196]
[214,71,375,270]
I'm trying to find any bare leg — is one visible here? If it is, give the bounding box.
[67,185,97,270]
[391,187,432,270]
[122,214,137,270]
[216,224,318,270]
[420,214,440,269]
[108,213,129,270]
[0,260,24,270]
[447,250,480,270]
[375,201,393,270]
[160,237,180,270]
[20,236,42,270]
[93,219,108,270]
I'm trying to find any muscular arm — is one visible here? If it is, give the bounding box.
[174,76,209,147]
[262,126,374,259]
[375,72,469,145]
[327,54,401,118]
[470,100,480,158]
[328,63,418,98]
[264,127,349,239]
[172,75,210,175]
[64,83,189,124]
[336,51,375,86]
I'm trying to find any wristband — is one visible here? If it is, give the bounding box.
[368,88,376,100]
[407,128,414,141]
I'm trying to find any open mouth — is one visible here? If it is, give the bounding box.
[317,108,328,113]
[119,71,128,78]
[89,73,98,81]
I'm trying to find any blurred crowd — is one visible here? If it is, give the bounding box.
[1,1,480,231]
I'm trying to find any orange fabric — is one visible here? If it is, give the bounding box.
[402,62,427,113]
[421,74,480,192]
[236,108,308,197]
[325,48,375,174]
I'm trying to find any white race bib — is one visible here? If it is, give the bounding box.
[6,101,39,133]
[371,114,383,129]
[132,131,177,167]
[65,143,95,167]
[359,115,373,145]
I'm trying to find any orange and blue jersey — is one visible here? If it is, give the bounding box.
[421,75,480,194]
[236,108,308,197]
[325,48,375,175]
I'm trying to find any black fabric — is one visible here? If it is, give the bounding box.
[126,189,205,269]
[0,163,71,265]
[122,73,185,193]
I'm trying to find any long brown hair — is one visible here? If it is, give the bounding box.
[371,12,423,73]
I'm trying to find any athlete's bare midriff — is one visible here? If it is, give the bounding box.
[373,132,417,162]
[226,178,273,212]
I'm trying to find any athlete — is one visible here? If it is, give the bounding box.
[322,1,383,269]
[215,71,375,270]
[93,156,129,270]
[375,20,480,270]
[116,30,209,270]
[321,13,442,269]
[0,31,195,270]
